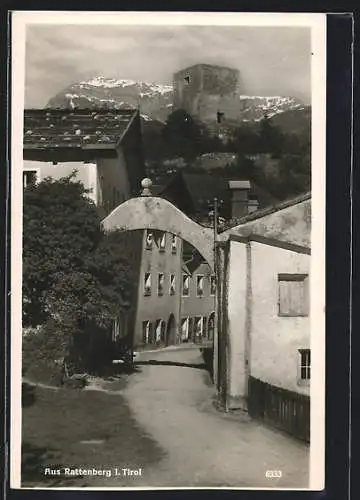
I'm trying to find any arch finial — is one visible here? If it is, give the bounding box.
[141,178,152,196]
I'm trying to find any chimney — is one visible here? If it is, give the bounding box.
[228,180,257,218]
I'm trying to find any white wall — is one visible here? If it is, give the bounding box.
[227,240,248,405]
[97,149,131,213]
[23,160,98,204]
[250,241,310,395]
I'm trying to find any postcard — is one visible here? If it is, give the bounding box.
[10,10,326,490]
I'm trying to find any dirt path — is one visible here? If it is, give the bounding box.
[109,346,309,489]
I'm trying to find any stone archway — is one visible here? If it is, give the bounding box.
[102,194,215,270]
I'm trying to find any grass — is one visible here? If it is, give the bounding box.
[21,382,165,487]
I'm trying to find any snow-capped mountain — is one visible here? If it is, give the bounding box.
[48,76,174,123]
[238,95,305,121]
[47,75,307,124]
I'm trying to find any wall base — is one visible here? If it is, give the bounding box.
[226,395,248,412]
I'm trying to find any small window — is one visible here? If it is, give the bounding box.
[159,233,166,252]
[158,273,165,296]
[23,170,38,189]
[145,230,153,250]
[169,274,176,296]
[171,235,177,254]
[298,349,311,383]
[278,274,309,317]
[217,111,225,124]
[184,75,190,85]
[144,272,151,296]
[210,275,216,296]
[182,274,190,297]
[196,275,204,297]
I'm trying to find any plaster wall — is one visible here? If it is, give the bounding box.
[249,241,310,395]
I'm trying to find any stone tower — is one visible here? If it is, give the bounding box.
[173,63,241,123]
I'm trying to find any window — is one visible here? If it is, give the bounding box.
[144,272,151,296]
[157,273,165,296]
[145,230,153,250]
[298,349,311,383]
[217,111,225,123]
[196,275,204,297]
[181,318,190,341]
[210,275,216,296]
[278,274,309,317]
[23,170,38,189]
[169,274,176,296]
[182,274,190,297]
[159,233,166,252]
[155,320,162,343]
[142,321,152,344]
[194,317,204,338]
[171,235,177,254]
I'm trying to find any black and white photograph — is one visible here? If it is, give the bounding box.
[11,11,326,490]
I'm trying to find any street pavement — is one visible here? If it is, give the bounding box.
[105,345,310,489]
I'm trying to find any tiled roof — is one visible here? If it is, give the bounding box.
[23,108,137,150]
[220,191,311,231]
[180,173,231,207]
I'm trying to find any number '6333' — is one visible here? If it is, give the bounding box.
[265,470,282,478]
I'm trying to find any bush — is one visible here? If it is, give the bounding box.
[22,322,65,386]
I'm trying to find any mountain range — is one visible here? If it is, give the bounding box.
[47,76,311,132]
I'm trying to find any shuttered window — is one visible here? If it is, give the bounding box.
[145,230,153,250]
[182,275,190,297]
[142,321,152,344]
[278,274,309,317]
[158,273,165,296]
[181,318,189,341]
[169,274,176,295]
[171,235,177,254]
[144,273,151,296]
[196,275,204,297]
[159,233,166,252]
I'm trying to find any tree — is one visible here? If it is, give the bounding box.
[258,114,284,157]
[23,173,102,327]
[162,109,205,161]
[23,173,135,374]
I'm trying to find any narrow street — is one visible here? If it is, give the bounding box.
[105,345,309,488]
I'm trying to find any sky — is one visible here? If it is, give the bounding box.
[25,24,311,107]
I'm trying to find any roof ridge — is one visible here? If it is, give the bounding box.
[221,191,311,230]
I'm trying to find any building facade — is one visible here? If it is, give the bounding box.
[133,229,182,349]
[216,194,312,441]
[180,260,216,343]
